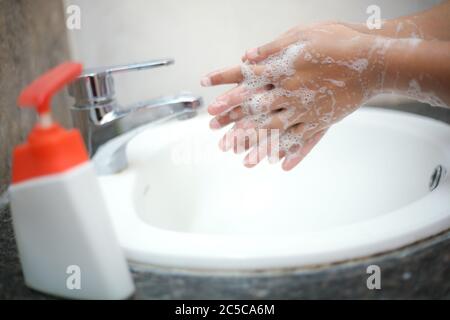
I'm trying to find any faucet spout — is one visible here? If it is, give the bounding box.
[118,93,202,133]
[90,93,202,174]
[67,60,203,174]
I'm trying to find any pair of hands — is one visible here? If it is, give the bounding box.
[201,23,384,170]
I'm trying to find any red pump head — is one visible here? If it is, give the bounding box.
[12,62,89,184]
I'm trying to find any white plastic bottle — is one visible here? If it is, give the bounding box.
[9,62,135,299]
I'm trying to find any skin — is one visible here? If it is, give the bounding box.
[201,2,450,171]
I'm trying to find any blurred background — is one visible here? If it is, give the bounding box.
[65,0,441,106]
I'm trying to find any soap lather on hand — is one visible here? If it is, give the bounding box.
[201,1,450,171]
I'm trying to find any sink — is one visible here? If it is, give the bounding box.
[99,107,450,270]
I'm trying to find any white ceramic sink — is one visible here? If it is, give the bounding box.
[99,107,450,270]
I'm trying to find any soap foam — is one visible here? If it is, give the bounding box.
[324,79,346,88]
[406,79,448,108]
[237,32,446,166]
[337,58,368,73]
[234,34,449,165]
[240,42,306,91]
[239,41,341,160]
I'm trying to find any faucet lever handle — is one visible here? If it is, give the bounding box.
[68,59,174,107]
[86,59,174,76]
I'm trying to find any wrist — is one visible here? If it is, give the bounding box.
[360,35,421,95]
[380,38,423,93]
[357,34,389,98]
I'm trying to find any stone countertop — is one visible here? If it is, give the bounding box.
[1,202,449,300]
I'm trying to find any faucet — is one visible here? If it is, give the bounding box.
[67,60,203,175]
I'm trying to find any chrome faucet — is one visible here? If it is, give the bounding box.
[67,59,203,175]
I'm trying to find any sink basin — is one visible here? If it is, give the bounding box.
[99,107,450,270]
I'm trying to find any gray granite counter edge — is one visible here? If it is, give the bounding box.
[1,202,449,299]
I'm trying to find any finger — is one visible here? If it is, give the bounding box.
[218,124,247,152]
[201,64,266,87]
[235,103,319,152]
[218,126,257,154]
[247,105,308,133]
[208,85,250,115]
[243,129,282,167]
[200,66,243,87]
[282,129,327,171]
[219,113,267,151]
[218,115,272,154]
[244,83,317,114]
[233,129,258,154]
[209,93,278,129]
[242,34,298,63]
[231,112,283,152]
[217,100,313,154]
[240,90,280,115]
[275,107,303,130]
[210,89,296,127]
[209,106,247,129]
[227,107,297,152]
[243,90,298,114]
[276,122,315,159]
[243,142,267,168]
[232,125,260,154]
[208,84,270,116]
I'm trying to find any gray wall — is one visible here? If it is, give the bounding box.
[65,0,440,106]
[0,0,71,194]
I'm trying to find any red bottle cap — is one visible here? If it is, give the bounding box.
[12,62,89,184]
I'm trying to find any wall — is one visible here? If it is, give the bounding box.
[0,0,71,194]
[65,0,441,106]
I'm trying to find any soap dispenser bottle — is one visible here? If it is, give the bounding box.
[9,62,135,299]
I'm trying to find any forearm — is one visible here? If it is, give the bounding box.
[374,38,450,107]
[344,1,450,40]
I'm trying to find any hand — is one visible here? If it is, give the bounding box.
[201,24,383,170]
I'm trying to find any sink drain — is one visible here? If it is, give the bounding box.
[429,165,447,191]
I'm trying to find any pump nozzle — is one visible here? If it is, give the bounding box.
[18,62,82,126]
[12,62,88,183]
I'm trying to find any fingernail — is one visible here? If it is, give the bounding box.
[200,76,211,87]
[209,118,221,129]
[243,159,255,168]
[246,48,259,60]
[243,152,258,168]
